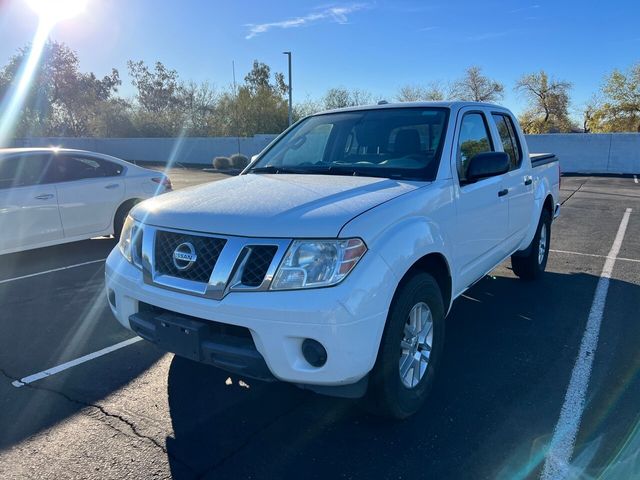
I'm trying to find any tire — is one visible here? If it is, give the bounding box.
[113,200,138,240]
[511,209,551,280]
[366,272,445,419]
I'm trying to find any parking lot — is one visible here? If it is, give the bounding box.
[0,169,638,479]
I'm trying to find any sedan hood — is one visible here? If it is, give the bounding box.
[132,174,423,237]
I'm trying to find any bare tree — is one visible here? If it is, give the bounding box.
[450,66,504,102]
[323,87,373,110]
[396,82,445,102]
[515,70,573,133]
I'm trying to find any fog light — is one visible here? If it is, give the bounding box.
[301,339,327,367]
[107,289,116,308]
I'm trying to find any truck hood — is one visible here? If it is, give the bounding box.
[132,173,423,237]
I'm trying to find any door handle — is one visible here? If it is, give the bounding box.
[35,194,54,200]
[105,183,120,189]
[524,178,533,186]
[498,189,509,197]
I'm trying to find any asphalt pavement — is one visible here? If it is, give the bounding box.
[0,169,638,479]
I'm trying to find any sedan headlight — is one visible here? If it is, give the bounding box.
[271,238,367,290]
[118,215,138,263]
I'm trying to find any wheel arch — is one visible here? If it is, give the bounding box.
[396,252,453,316]
[542,194,554,219]
[112,198,142,234]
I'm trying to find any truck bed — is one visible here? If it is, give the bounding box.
[530,153,558,167]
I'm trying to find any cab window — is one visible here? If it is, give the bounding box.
[457,113,493,183]
[492,113,522,169]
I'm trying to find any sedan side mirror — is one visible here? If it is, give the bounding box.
[466,152,510,183]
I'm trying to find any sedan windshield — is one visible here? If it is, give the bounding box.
[248,107,449,181]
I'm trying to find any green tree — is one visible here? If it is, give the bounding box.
[0,41,121,137]
[587,62,640,132]
[515,70,574,133]
[215,60,289,137]
[450,66,504,102]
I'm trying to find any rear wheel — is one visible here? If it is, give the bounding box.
[511,209,551,280]
[366,272,445,419]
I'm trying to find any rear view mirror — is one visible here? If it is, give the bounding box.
[466,152,510,182]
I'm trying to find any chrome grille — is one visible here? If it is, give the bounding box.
[154,231,226,283]
[241,246,278,287]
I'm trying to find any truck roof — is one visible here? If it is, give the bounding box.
[317,101,509,115]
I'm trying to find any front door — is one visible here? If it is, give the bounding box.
[450,109,509,292]
[0,153,63,253]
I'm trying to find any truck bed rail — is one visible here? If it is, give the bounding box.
[530,153,558,168]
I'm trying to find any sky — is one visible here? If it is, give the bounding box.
[0,0,639,118]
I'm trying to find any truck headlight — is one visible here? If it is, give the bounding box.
[271,238,367,290]
[118,215,138,263]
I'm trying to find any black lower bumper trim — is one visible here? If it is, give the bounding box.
[295,375,369,399]
[129,309,276,382]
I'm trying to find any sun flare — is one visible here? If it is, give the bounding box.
[27,0,88,25]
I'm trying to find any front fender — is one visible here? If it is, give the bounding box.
[340,182,456,309]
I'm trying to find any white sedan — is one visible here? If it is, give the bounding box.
[0,148,172,255]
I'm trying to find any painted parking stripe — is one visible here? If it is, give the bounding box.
[550,249,640,264]
[11,336,143,388]
[541,208,632,479]
[634,175,638,184]
[0,258,106,285]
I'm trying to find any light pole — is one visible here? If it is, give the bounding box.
[283,51,292,126]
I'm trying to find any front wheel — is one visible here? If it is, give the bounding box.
[366,272,445,419]
[511,209,552,280]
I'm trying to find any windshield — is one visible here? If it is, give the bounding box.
[248,107,449,181]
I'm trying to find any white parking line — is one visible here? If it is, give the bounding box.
[550,249,640,264]
[541,208,632,479]
[634,175,638,184]
[0,258,106,285]
[11,337,143,388]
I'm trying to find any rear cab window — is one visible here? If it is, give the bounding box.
[491,113,522,170]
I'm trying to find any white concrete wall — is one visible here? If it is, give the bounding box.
[9,133,640,174]
[8,135,278,166]
[525,134,640,174]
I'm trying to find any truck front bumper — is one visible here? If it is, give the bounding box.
[105,247,396,389]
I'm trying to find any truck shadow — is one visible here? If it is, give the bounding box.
[165,270,640,479]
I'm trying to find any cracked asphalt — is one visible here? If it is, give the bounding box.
[1,170,639,479]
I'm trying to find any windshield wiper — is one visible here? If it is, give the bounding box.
[250,166,311,174]
[250,164,412,180]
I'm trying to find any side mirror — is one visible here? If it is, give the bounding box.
[466,152,510,182]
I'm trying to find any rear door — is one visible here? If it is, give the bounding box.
[0,153,63,253]
[490,113,534,247]
[450,109,509,290]
[51,154,125,237]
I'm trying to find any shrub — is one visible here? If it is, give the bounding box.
[230,153,250,170]
[213,156,231,170]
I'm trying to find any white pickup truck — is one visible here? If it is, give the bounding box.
[105,102,560,418]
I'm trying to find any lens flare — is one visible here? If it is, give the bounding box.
[0,0,88,146]
[27,0,88,26]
